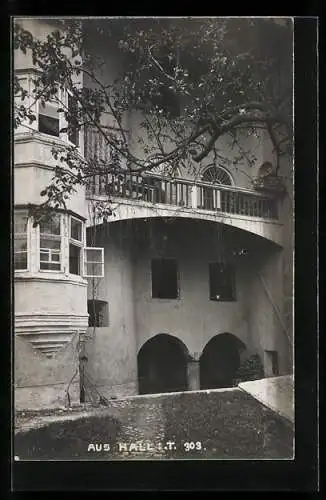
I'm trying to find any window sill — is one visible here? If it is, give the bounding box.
[209,298,237,302]
[151,296,181,301]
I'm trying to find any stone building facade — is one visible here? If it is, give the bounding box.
[14,18,293,409]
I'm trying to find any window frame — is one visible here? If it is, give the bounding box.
[83,247,105,278]
[38,214,63,272]
[37,84,63,138]
[68,215,84,276]
[87,299,109,327]
[201,165,234,186]
[151,258,179,300]
[14,210,29,272]
[208,262,236,302]
[14,209,104,279]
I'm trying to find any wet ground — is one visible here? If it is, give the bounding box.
[14,389,294,460]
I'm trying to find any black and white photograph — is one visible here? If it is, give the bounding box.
[13,16,296,464]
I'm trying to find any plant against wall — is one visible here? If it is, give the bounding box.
[233,353,265,384]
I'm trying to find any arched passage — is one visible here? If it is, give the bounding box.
[200,333,246,389]
[138,334,189,394]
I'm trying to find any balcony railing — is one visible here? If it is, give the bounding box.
[86,171,278,220]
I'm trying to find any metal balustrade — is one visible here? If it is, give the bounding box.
[86,171,278,220]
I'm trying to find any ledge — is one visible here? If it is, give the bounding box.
[14,131,84,161]
[14,272,88,286]
[87,196,282,226]
[238,375,294,424]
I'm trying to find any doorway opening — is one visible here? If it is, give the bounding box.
[200,333,246,389]
[138,334,188,394]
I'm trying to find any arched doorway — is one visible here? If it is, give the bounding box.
[200,333,246,389]
[138,334,188,394]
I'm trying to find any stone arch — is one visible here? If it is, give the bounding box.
[137,333,189,395]
[200,333,246,389]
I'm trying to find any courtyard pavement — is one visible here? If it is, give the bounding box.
[238,375,294,424]
[15,388,293,460]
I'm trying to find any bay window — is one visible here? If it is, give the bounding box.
[14,211,28,270]
[15,72,82,150]
[14,210,104,278]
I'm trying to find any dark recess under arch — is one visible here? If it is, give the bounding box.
[138,334,189,394]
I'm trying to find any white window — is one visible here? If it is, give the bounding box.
[39,215,62,271]
[14,209,104,278]
[69,216,84,275]
[201,165,233,185]
[14,211,28,270]
[83,248,104,278]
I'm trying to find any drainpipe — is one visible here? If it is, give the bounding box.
[257,271,293,364]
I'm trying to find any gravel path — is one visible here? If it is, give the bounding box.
[14,389,293,460]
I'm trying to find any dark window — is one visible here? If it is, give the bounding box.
[158,85,180,118]
[151,258,178,299]
[209,262,236,301]
[87,300,108,327]
[69,243,81,275]
[70,217,83,241]
[39,101,59,137]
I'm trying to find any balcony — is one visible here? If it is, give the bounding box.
[85,171,283,245]
[87,170,278,216]
[84,123,281,239]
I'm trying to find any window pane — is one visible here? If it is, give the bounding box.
[14,213,28,233]
[52,253,60,262]
[40,251,50,262]
[40,238,61,250]
[85,248,102,263]
[71,218,82,241]
[40,216,61,236]
[15,77,28,97]
[14,238,27,252]
[69,244,81,275]
[39,101,58,118]
[85,263,103,277]
[40,262,61,271]
[39,114,59,136]
[14,252,27,270]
